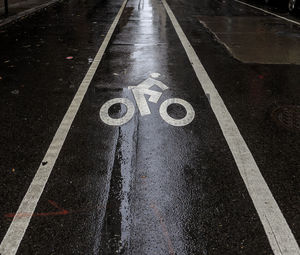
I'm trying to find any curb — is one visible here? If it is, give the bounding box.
[0,0,62,27]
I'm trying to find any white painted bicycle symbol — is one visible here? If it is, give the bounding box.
[99,73,195,127]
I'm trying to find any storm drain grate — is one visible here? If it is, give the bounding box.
[271,105,300,132]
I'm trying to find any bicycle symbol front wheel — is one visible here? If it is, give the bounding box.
[159,98,195,126]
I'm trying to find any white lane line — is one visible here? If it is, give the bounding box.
[0,0,128,254]
[234,0,300,26]
[161,0,300,254]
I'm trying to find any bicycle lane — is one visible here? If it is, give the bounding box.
[5,0,277,254]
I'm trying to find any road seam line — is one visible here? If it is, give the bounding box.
[0,0,128,254]
[0,0,61,27]
[234,0,300,26]
[161,0,300,254]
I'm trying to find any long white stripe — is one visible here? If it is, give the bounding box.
[235,0,300,26]
[160,0,300,254]
[0,1,128,254]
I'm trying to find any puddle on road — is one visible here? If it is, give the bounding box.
[198,16,300,64]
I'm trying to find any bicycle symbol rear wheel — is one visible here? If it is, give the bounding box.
[99,98,135,126]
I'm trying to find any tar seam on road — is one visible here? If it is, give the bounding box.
[234,0,300,27]
[160,0,300,254]
[0,0,128,254]
[0,0,61,27]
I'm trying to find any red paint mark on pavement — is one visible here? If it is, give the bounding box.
[258,75,264,79]
[150,202,175,255]
[5,200,69,219]
[4,201,109,219]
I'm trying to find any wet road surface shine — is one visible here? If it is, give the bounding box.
[0,0,299,254]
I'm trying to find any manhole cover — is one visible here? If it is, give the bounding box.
[271,105,300,132]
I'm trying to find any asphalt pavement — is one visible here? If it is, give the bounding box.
[0,0,299,254]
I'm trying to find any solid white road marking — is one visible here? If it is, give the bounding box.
[0,0,128,254]
[159,98,195,127]
[234,0,300,27]
[100,98,135,126]
[161,0,300,254]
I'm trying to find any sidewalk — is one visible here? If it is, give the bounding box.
[0,0,60,26]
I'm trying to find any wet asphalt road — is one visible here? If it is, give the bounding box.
[0,0,300,254]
